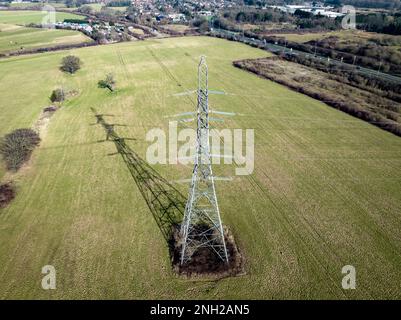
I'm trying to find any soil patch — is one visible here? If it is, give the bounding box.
[170,225,245,278]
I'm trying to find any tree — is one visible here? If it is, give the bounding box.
[60,55,81,74]
[294,9,313,19]
[50,88,65,103]
[191,17,209,32]
[0,128,41,171]
[79,5,93,14]
[236,12,247,22]
[98,73,116,92]
[325,0,342,6]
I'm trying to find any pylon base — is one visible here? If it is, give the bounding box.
[169,225,245,278]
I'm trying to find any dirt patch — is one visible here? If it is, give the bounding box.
[32,105,59,135]
[0,182,15,209]
[170,225,244,278]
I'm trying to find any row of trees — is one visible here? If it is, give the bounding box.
[215,29,401,102]
[234,57,401,137]
[218,6,401,34]
[309,36,401,76]
[217,8,342,31]
[340,0,401,9]
[223,8,295,24]
[357,13,401,35]
[106,1,131,7]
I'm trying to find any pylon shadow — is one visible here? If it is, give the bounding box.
[91,108,186,244]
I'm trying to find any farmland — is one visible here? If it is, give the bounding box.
[0,36,400,299]
[9,2,68,9]
[0,23,92,54]
[0,10,85,25]
[0,11,91,55]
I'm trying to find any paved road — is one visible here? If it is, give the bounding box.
[212,29,401,85]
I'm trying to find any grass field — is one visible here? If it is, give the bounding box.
[87,3,103,12]
[0,23,92,54]
[9,2,67,9]
[0,37,400,299]
[0,10,85,25]
[163,24,190,33]
[108,6,128,12]
[0,11,91,54]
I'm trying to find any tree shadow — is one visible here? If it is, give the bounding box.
[91,108,185,244]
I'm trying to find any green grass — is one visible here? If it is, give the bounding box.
[0,11,91,55]
[108,6,128,12]
[0,37,400,299]
[87,3,103,12]
[163,24,190,33]
[9,2,67,9]
[0,23,92,54]
[0,10,85,25]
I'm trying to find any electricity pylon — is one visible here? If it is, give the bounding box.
[180,56,229,265]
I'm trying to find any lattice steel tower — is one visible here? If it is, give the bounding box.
[180,56,229,265]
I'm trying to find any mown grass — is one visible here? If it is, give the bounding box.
[87,3,103,12]
[9,2,67,9]
[0,10,85,25]
[162,24,190,33]
[108,6,128,12]
[0,37,400,299]
[0,23,92,54]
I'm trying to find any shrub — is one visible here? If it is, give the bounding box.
[98,73,116,92]
[60,55,81,74]
[0,183,15,209]
[50,88,65,103]
[0,129,41,172]
[78,5,93,14]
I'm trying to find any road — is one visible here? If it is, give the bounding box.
[211,29,401,85]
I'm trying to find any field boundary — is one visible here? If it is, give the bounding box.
[0,40,98,58]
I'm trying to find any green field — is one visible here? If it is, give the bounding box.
[0,23,92,54]
[0,11,91,54]
[0,37,400,299]
[163,24,190,33]
[0,10,85,25]
[9,2,67,9]
[108,6,128,12]
[87,3,103,12]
